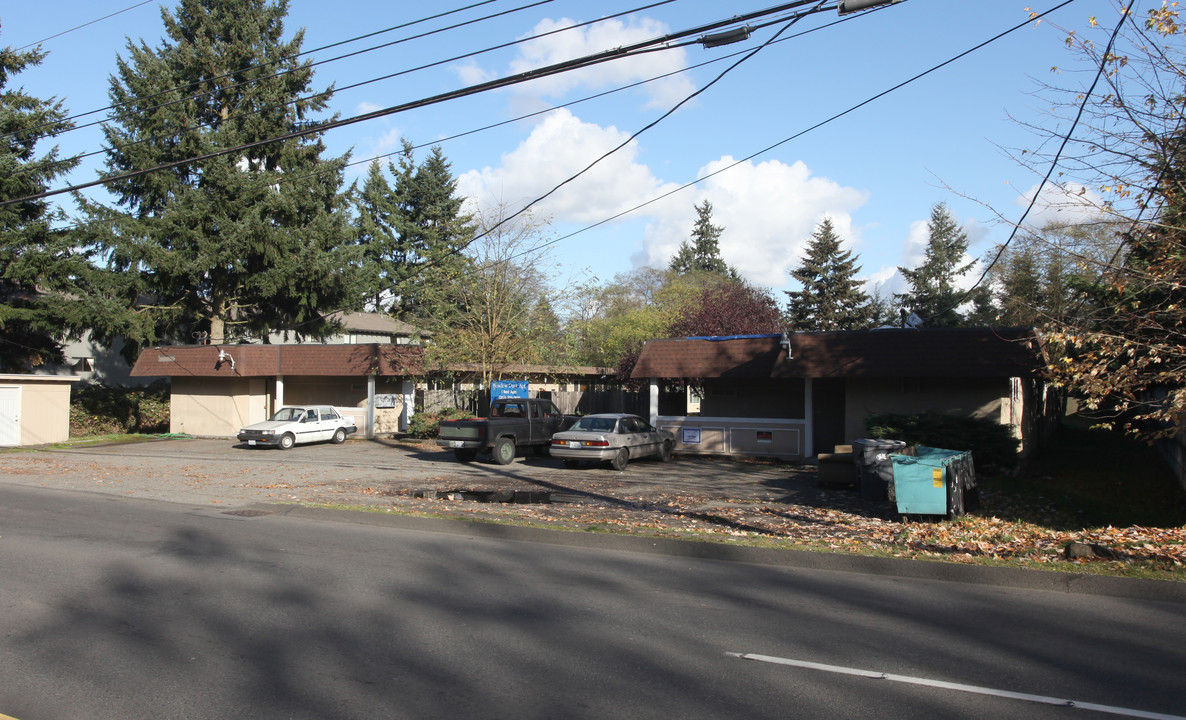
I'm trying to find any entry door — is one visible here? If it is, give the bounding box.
[0,386,20,446]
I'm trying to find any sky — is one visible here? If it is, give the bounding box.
[3,0,1131,306]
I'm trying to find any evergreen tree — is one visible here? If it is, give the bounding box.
[355,141,473,321]
[669,200,738,278]
[87,0,361,345]
[783,218,873,331]
[894,202,975,327]
[355,159,403,312]
[0,43,86,369]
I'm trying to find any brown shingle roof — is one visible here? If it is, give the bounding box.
[131,344,423,378]
[631,328,1046,380]
[326,311,429,337]
[630,335,787,379]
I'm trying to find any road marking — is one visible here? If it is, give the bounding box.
[726,652,1185,720]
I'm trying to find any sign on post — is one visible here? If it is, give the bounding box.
[490,380,530,400]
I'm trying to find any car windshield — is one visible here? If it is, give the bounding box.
[270,408,304,422]
[571,417,617,433]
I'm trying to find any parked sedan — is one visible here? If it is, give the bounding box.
[237,405,357,449]
[550,413,675,471]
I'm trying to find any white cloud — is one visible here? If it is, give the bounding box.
[635,157,870,289]
[456,108,677,223]
[865,210,989,302]
[455,60,494,87]
[1015,181,1108,229]
[462,16,696,109]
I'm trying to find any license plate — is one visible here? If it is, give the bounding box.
[248,440,256,446]
[569,441,579,448]
[450,440,465,448]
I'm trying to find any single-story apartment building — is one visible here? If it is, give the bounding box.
[130,343,423,439]
[630,327,1058,460]
[131,344,619,438]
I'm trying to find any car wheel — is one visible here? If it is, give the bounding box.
[454,448,477,463]
[278,433,295,450]
[660,440,673,462]
[562,459,579,469]
[610,447,629,471]
[492,437,516,465]
[332,427,347,444]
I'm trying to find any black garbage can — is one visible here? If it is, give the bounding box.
[852,438,907,501]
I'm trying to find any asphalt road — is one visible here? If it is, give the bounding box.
[1,482,1184,720]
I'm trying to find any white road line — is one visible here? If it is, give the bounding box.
[725,652,1185,720]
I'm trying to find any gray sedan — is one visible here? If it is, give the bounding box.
[550,413,675,471]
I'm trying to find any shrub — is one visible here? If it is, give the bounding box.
[865,412,1020,471]
[407,407,475,439]
[70,381,171,437]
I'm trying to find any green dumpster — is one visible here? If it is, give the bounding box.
[889,446,977,519]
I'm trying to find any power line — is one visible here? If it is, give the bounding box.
[943,0,1129,324]
[1,0,829,207]
[509,0,1081,270]
[9,0,548,145]
[5,0,676,176]
[15,0,156,51]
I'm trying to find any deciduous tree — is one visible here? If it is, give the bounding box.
[1029,5,1186,438]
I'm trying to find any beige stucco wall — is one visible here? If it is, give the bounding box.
[170,376,254,437]
[23,381,72,445]
[842,377,1011,442]
[0,376,75,446]
[170,375,410,439]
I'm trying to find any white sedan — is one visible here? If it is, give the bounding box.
[237,406,357,449]
[550,413,675,471]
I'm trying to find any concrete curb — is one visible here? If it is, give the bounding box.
[257,503,1186,605]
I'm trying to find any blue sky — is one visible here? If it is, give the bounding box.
[4,0,1126,302]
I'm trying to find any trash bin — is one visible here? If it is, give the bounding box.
[890,446,978,518]
[851,438,907,501]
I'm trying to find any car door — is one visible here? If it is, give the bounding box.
[620,416,647,457]
[299,408,331,443]
[318,408,341,441]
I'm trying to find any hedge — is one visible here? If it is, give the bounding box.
[865,412,1020,471]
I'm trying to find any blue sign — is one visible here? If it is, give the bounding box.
[491,380,530,400]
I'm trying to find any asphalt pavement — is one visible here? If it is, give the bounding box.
[1,436,1183,604]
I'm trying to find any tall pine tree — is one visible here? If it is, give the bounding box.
[784,218,873,331]
[895,202,975,327]
[355,140,473,322]
[87,0,361,345]
[669,200,738,279]
[0,43,87,369]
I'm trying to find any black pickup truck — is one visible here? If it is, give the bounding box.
[437,398,575,464]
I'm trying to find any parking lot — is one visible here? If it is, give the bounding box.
[0,435,895,538]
